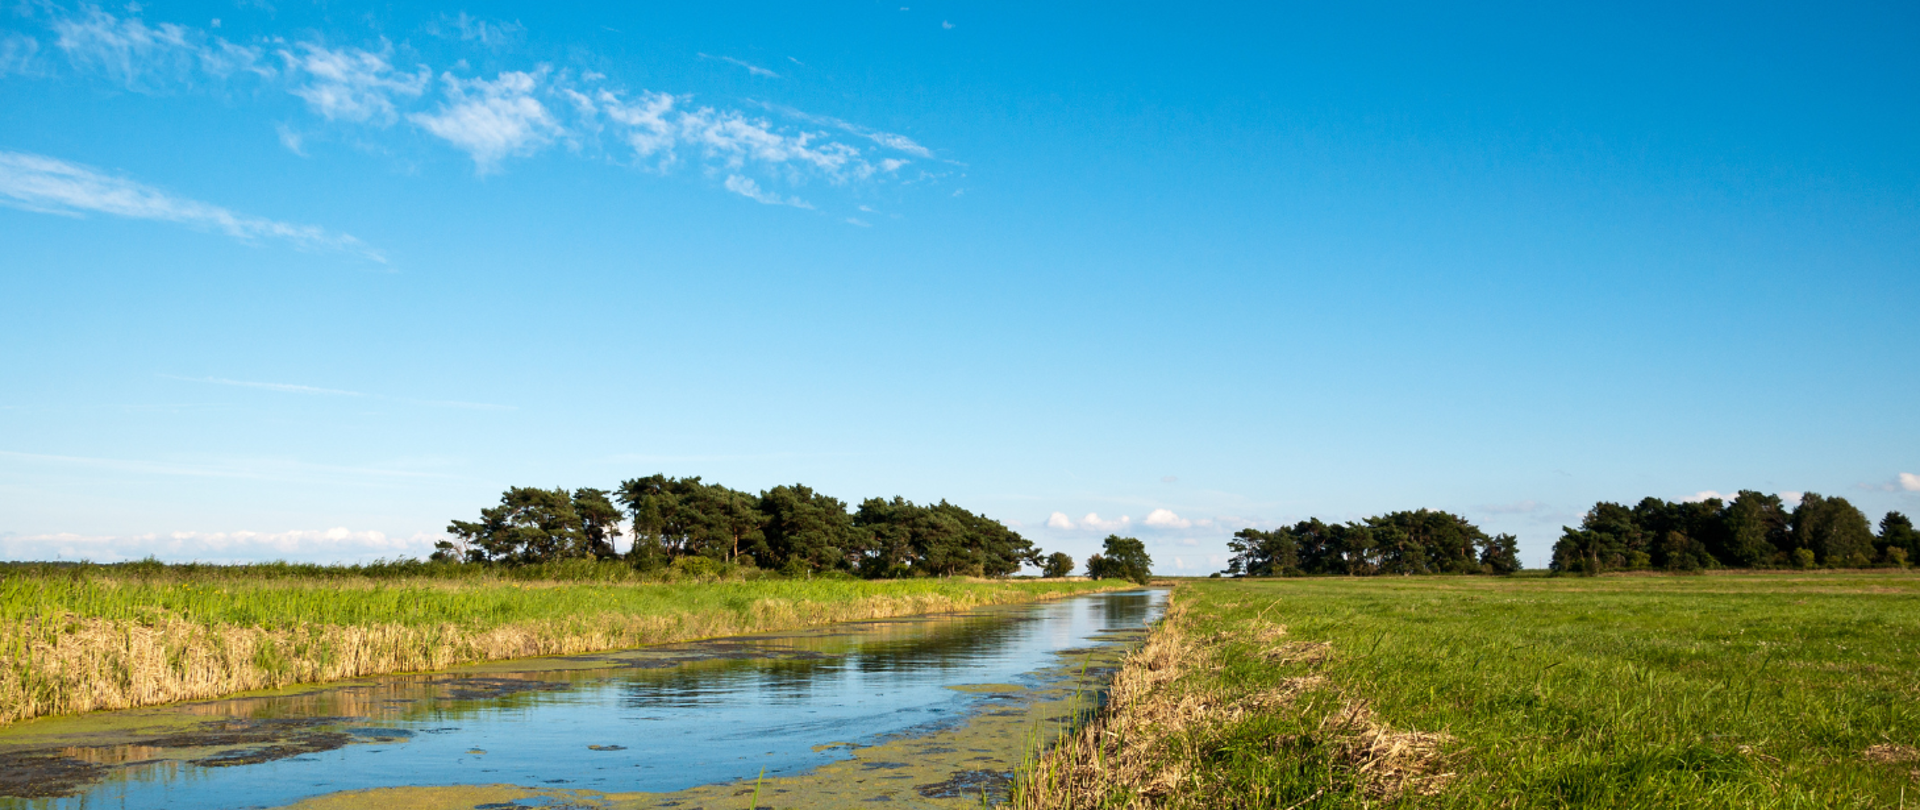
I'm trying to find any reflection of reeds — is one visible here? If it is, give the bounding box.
[0,576,1114,725]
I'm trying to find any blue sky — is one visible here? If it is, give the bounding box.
[2,1,1915,570]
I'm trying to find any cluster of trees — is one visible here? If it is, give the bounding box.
[1551,491,1917,573]
[1225,510,1520,577]
[1087,535,1154,584]
[439,476,1081,579]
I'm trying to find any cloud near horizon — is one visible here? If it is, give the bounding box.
[1042,512,1133,531]
[0,150,385,261]
[1142,508,1192,529]
[1,528,442,564]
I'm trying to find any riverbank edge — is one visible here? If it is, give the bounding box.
[1005,584,1456,809]
[1,579,1131,727]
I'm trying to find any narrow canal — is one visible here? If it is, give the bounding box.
[0,588,1166,809]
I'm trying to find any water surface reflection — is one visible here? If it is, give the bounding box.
[0,589,1164,809]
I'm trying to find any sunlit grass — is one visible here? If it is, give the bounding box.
[1013,571,1920,809]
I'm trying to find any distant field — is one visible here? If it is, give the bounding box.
[0,561,1119,725]
[1016,571,1919,809]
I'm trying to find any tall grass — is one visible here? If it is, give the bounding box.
[1011,571,1920,809]
[0,561,1115,726]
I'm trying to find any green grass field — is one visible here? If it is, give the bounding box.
[0,560,1104,630]
[1018,571,1919,809]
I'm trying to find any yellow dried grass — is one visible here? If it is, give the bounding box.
[0,590,1038,726]
[1008,591,1457,809]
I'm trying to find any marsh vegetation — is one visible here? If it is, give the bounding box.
[0,560,1119,725]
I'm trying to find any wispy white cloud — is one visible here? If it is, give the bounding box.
[429,13,525,48]
[280,42,428,124]
[160,374,513,410]
[51,5,269,90]
[1,527,441,563]
[1780,491,1804,507]
[700,53,779,78]
[164,375,364,396]
[1903,473,1920,492]
[0,150,384,261]
[724,174,813,208]
[1481,499,1544,513]
[1046,511,1074,530]
[275,123,306,156]
[0,449,453,485]
[1079,513,1131,532]
[750,100,934,159]
[410,70,559,173]
[0,32,42,77]
[844,217,871,227]
[18,5,948,213]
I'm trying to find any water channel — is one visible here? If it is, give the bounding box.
[0,588,1166,809]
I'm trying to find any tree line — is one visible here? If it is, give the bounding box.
[1225,509,1521,577]
[435,475,1155,583]
[1552,491,1917,573]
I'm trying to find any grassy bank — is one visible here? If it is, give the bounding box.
[1012,571,1919,809]
[0,561,1119,726]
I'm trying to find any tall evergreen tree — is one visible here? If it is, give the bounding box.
[759,484,858,572]
[1721,491,1789,567]
[1788,493,1875,566]
[440,486,606,564]
[1878,512,1917,564]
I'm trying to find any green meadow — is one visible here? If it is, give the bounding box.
[1018,571,1919,809]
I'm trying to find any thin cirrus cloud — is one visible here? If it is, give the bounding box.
[0,449,455,486]
[1,32,40,77]
[700,53,780,79]
[11,4,941,210]
[50,4,273,90]
[0,150,385,262]
[162,374,515,410]
[724,175,813,209]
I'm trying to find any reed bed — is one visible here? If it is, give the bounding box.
[0,563,1113,725]
[1010,571,1920,809]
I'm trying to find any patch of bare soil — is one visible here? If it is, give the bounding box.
[917,768,1015,802]
[0,751,106,798]
[1865,743,1920,780]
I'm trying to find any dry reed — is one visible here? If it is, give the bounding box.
[0,582,1098,726]
[1008,590,1457,809]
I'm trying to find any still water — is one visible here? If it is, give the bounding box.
[0,589,1165,809]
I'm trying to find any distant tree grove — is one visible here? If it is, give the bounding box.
[440,475,1074,579]
[1225,509,1521,577]
[1551,491,1916,573]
